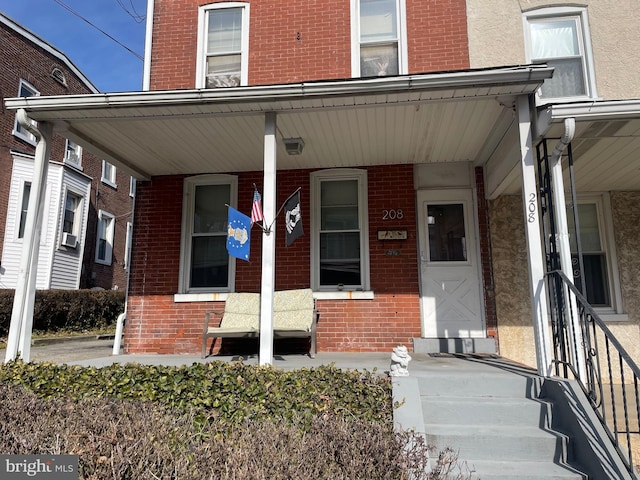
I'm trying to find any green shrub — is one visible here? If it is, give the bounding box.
[0,289,124,337]
[0,361,393,427]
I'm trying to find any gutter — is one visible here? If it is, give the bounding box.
[5,64,554,114]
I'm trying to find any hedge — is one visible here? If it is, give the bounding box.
[0,289,125,337]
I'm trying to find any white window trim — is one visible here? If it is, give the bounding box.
[310,169,370,292]
[16,180,32,240]
[64,139,83,169]
[572,193,624,317]
[101,160,117,188]
[195,2,250,89]
[95,210,115,265]
[12,79,40,145]
[351,0,408,78]
[59,187,84,249]
[179,174,238,293]
[523,6,598,104]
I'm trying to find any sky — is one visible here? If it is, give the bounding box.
[2,0,147,93]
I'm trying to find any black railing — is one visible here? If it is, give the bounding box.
[547,269,640,477]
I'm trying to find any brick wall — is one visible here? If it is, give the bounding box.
[125,164,421,354]
[149,0,470,90]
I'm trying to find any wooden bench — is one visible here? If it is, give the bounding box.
[202,289,318,358]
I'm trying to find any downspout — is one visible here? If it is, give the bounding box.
[112,185,136,355]
[4,110,53,363]
[549,117,587,382]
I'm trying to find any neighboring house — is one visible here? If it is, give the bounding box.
[0,12,133,292]
[4,1,639,374]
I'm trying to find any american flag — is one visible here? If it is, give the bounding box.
[251,188,264,225]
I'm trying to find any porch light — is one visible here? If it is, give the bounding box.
[283,137,304,155]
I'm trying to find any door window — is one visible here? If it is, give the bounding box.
[427,203,467,262]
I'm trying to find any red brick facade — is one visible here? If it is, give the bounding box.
[125,0,475,354]
[0,17,133,290]
[149,0,469,90]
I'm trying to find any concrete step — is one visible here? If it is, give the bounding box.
[417,370,541,398]
[463,460,587,480]
[422,395,550,427]
[425,423,569,462]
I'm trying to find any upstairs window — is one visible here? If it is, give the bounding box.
[64,139,82,167]
[524,7,597,101]
[13,80,40,144]
[196,3,250,88]
[101,160,117,187]
[352,0,407,77]
[61,190,83,249]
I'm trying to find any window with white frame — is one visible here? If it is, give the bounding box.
[352,0,407,78]
[524,7,597,101]
[64,139,82,167]
[13,80,40,144]
[61,191,82,248]
[180,175,237,292]
[567,195,622,313]
[196,3,250,88]
[311,169,370,291]
[18,182,31,239]
[101,160,117,187]
[95,210,115,265]
[129,177,136,197]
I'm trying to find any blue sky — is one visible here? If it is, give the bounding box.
[2,0,147,93]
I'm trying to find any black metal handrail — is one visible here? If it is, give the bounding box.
[547,269,640,476]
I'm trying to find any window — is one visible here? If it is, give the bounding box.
[101,160,117,187]
[524,7,596,101]
[13,80,40,144]
[61,191,82,248]
[180,175,238,292]
[311,169,370,291]
[352,0,407,77]
[124,221,133,271]
[129,177,136,197]
[64,139,82,167]
[567,195,622,313]
[18,182,31,239]
[196,3,250,88]
[96,210,115,265]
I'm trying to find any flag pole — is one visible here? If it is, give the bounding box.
[265,186,302,233]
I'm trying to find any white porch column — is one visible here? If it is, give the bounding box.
[259,112,277,366]
[5,111,53,363]
[516,96,553,377]
[550,118,587,382]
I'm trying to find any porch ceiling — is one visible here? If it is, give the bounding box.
[4,66,552,180]
[491,101,640,195]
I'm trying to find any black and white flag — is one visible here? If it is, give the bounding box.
[284,190,303,246]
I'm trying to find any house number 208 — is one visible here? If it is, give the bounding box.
[382,209,404,220]
[528,193,537,223]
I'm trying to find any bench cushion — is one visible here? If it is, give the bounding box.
[220,292,260,330]
[273,288,314,331]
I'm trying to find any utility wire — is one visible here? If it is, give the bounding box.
[53,0,144,61]
[115,0,145,23]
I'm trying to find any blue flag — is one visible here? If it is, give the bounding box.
[226,207,251,261]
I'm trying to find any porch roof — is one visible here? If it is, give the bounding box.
[4,65,553,181]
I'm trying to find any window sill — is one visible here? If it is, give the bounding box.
[313,291,374,300]
[598,313,629,322]
[174,292,229,303]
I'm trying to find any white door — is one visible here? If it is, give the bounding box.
[417,189,484,338]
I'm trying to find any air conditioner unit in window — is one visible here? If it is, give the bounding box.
[61,232,77,248]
